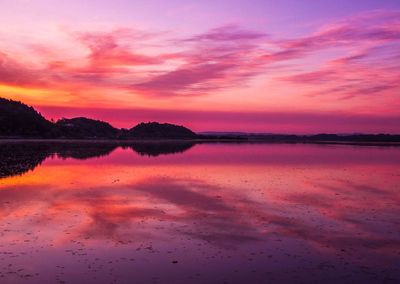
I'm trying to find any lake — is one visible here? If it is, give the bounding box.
[0,141,399,283]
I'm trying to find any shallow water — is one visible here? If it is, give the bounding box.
[0,142,399,283]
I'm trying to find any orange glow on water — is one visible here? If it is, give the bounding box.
[0,142,399,282]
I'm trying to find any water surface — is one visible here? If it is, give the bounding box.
[0,142,399,283]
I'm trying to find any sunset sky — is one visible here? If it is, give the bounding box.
[1,0,400,133]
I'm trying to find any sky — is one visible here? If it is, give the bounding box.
[0,0,400,133]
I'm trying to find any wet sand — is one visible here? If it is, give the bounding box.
[0,142,399,283]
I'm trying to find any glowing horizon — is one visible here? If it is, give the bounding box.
[1,0,400,133]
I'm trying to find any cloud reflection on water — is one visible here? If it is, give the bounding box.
[0,142,399,283]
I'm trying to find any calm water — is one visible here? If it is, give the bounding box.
[0,141,399,283]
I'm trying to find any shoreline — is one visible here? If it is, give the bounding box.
[1,138,400,147]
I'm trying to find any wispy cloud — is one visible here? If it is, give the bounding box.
[132,25,267,96]
[184,24,267,42]
[275,10,400,99]
[0,10,399,103]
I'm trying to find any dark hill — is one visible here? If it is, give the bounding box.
[0,97,198,139]
[123,122,198,139]
[1,97,399,143]
[56,117,119,139]
[0,97,57,137]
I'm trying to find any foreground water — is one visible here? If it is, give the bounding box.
[0,141,399,283]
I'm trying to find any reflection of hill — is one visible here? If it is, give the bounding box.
[0,142,118,179]
[0,143,50,178]
[0,141,196,179]
[125,141,196,157]
[54,143,118,160]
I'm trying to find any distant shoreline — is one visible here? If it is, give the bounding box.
[1,138,400,147]
[2,98,400,144]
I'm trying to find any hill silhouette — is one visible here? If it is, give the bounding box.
[56,117,119,139]
[0,97,399,143]
[0,97,198,139]
[123,122,197,139]
[0,97,57,137]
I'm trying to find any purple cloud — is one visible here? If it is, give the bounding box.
[1,10,399,101]
[184,25,267,42]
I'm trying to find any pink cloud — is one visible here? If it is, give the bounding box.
[273,11,400,100]
[184,25,267,42]
[77,30,164,67]
[0,51,48,87]
[3,26,267,97]
[132,25,267,96]
[280,45,400,99]
[0,9,399,123]
[132,63,236,96]
[279,10,400,51]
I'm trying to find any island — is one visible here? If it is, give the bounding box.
[1,97,399,144]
